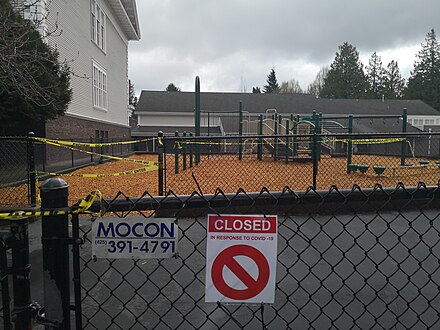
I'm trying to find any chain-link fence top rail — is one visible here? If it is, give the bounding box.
[76,183,440,329]
[163,132,440,195]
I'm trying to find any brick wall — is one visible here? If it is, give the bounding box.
[45,114,130,139]
[40,115,131,171]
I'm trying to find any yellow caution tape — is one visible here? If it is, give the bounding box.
[0,190,101,220]
[41,140,158,166]
[34,137,156,148]
[37,165,158,178]
[74,190,102,213]
[333,138,406,144]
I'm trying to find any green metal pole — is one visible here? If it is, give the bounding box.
[285,119,290,164]
[208,112,210,136]
[274,113,278,160]
[258,114,263,161]
[317,112,322,161]
[174,131,179,174]
[239,101,243,160]
[293,115,299,156]
[189,132,193,168]
[195,76,201,165]
[347,115,353,173]
[401,108,407,166]
[278,114,283,160]
[183,131,187,170]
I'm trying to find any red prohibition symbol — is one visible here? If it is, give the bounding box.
[211,244,270,300]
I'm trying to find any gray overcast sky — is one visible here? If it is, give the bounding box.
[128,0,440,95]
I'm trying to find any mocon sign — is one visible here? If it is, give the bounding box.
[205,214,278,304]
[92,217,178,259]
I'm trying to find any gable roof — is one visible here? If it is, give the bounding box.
[107,0,140,40]
[136,91,439,116]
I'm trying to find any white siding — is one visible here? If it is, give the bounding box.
[407,115,440,130]
[139,114,195,127]
[44,0,130,127]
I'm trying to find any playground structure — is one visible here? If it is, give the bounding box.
[187,77,416,177]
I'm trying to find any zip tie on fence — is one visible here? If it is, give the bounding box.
[33,136,157,148]
[36,164,158,179]
[40,139,158,166]
[0,190,102,220]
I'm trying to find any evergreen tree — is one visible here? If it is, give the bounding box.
[365,52,386,98]
[129,79,137,107]
[406,29,440,110]
[263,68,280,93]
[383,61,405,99]
[252,87,261,93]
[0,0,72,135]
[166,83,181,92]
[320,42,368,99]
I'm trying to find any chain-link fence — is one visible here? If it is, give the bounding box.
[163,132,440,194]
[0,137,29,207]
[73,183,440,329]
[36,137,135,174]
[0,136,137,207]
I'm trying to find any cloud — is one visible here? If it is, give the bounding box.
[129,0,440,93]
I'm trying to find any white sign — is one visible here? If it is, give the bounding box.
[92,217,178,259]
[205,214,278,304]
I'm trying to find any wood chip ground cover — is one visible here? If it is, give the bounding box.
[2,153,439,207]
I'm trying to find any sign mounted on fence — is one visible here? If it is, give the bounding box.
[205,214,278,304]
[92,217,178,259]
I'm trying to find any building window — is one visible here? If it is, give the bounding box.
[91,0,106,51]
[92,62,107,110]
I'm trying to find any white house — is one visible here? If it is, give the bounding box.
[18,0,140,139]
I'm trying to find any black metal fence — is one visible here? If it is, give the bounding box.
[71,183,440,329]
[2,132,440,207]
[3,181,439,329]
[0,174,440,329]
[0,135,136,207]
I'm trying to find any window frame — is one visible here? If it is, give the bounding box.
[90,0,106,52]
[92,61,108,110]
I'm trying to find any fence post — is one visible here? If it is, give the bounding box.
[157,131,164,196]
[195,76,201,165]
[183,131,187,170]
[0,241,12,330]
[274,113,278,160]
[40,177,71,329]
[401,108,407,166]
[285,120,290,164]
[239,101,243,160]
[347,115,353,173]
[258,114,263,161]
[27,132,37,207]
[312,118,320,189]
[189,132,193,168]
[10,217,32,330]
[99,137,104,164]
[174,131,179,174]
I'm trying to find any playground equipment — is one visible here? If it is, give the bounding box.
[192,77,413,176]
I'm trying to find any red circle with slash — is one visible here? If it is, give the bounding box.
[211,244,270,300]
